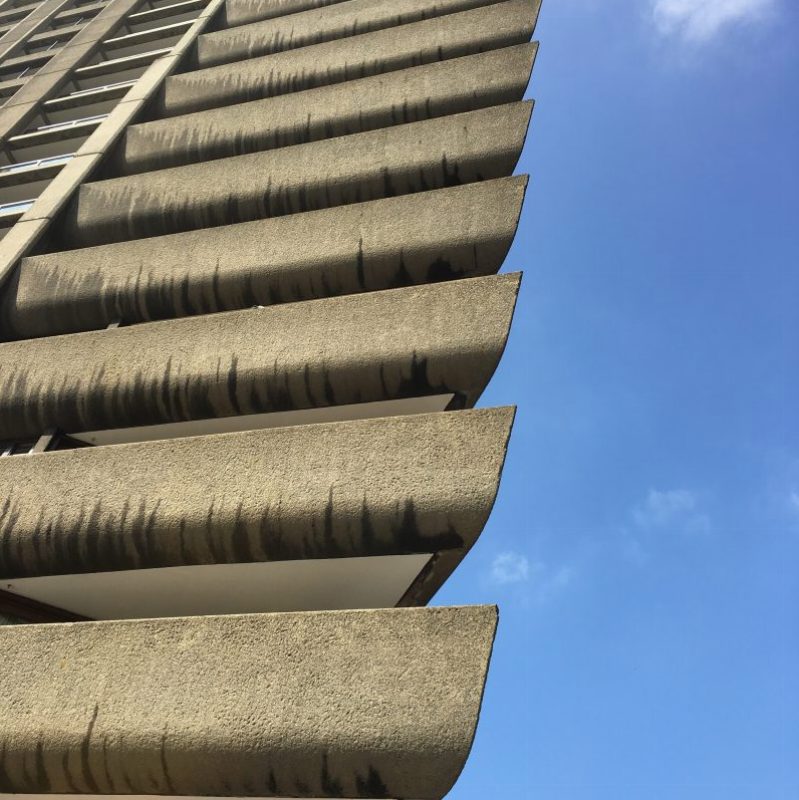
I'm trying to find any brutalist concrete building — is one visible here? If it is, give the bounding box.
[0,0,539,796]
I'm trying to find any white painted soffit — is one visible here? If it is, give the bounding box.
[1,554,432,620]
[69,394,454,445]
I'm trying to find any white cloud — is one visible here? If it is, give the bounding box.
[652,0,777,42]
[632,488,711,535]
[633,488,695,526]
[489,551,530,585]
[488,552,576,604]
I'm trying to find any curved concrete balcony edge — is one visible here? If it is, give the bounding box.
[197,0,509,69]
[115,44,537,175]
[0,406,515,582]
[0,273,521,438]
[57,102,533,248]
[4,178,527,339]
[159,0,538,117]
[0,605,498,798]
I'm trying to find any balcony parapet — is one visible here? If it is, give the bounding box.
[0,407,513,603]
[196,0,514,69]
[0,605,497,798]
[114,44,537,175]
[158,0,539,116]
[57,102,532,247]
[0,273,520,438]
[4,179,526,338]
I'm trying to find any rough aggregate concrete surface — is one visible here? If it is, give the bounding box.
[117,44,537,174]
[6,178,526,337]
[0,605,498,797]
[60,102,533,247]
[0,273,521,438]
[0,407,515,578]
[159,1,539,116]
[197,0,509,68]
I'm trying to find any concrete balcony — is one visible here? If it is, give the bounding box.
[0,605,497,798]
[196,0,512,69]
[113,44,537,174]
[4,178,526,338]
[57,102,532,247]
[159,0,539,116]
[0,407,512,618]
[0,273,520,439]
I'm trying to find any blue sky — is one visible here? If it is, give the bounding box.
[435,0,798,797]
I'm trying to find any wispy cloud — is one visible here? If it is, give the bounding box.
[487,552,576,604]
[652,0,777,42]
[489,551,530,585]
[621,488,711,563]
[632,488,711,535]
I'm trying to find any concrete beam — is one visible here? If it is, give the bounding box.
[0,0,231,296]
[57,102,532,247]
[0,406,513,582]
[0,273,520,438]
[0,605,497,798]
[0,0,71,64]
[0,0,145,115]
[113,44,536,175]
[196,0,507,68]
[158,0,539,116]
[4,178,526,338]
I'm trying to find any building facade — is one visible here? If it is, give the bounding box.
[0,0,540,796]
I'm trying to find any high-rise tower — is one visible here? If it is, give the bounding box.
[0,0,540,796]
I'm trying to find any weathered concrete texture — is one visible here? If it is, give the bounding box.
[0,407,513,578]
[222,0,350,28]
[0,273,520,438]
[159,0,539,116]
[115,44,537,175]
[0,605,497,797]
[197,0,505,68]
[59,102,532,248]
[5,178,526,338]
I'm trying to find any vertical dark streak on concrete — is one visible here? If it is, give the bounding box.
[356,236,366,289]
[324,486,339,555]
[34,738,50,791]
[231,501,253,563]
[0,742,15,791]
[160,729,176,793]
[227,354,242,414]
[101,736,116,793]
[356,764,390,796]
[79,703,100,793]
[61,750,80,793]
[361,495,376,551]
[320,752,343,797]
[21,750,34,789]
